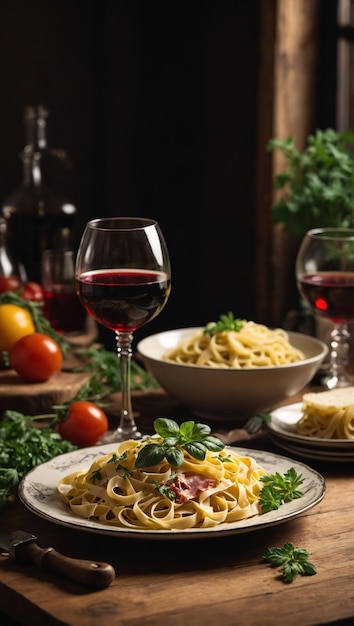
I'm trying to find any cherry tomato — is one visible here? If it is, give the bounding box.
[9,332,63,382]
[59,401,109,447]
[0,304,35,352]
[21,281,44,302]
[0,275,21,294]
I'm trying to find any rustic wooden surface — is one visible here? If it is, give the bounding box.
[0,369,91,414]
[0,390,354,626]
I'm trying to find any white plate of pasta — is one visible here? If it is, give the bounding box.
[268,403,354,452]
[19,444,325,539]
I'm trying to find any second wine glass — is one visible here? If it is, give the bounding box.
[75,217,171,442]
[296,227,354,389]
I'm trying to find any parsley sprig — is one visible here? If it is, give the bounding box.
[268,128,354,238]
[153,473,178,501]
[74,346,159,392]
[135,418,224,468]
[258,467,304,512]
[0,410,76,511]
[203,312,244,336]
[262,543,317,583]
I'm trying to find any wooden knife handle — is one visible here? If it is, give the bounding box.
[22,541,116,589]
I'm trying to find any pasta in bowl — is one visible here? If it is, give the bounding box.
[137,319,328,420]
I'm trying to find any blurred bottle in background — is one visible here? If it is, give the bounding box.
[1,106,77,283]
[0,217,26,282]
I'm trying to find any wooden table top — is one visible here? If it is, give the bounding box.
[1,388,354,626]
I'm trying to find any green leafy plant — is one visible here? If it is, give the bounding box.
[258,467,304,512]
[268,128,354,238]
[135,418,225,468]
[204,312,244,336]
[0,411,76,511]
[262,543,317,583]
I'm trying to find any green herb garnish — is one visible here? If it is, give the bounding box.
[203,312,244,336]
[258,467,304,512]
[90,469,103,482]
[262,543,317,583]
[153,479,176,501]
[75,346,159,391]
[106,451,131,478]
[135,418,224,468]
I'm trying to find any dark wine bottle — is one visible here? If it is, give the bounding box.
[1,106,77,283]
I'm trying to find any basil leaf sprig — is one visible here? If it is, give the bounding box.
[258,467,304,513]
[135,418,224,468]
[204,312,244,337]
[262,543,317,583]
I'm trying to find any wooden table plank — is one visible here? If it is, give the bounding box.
[1,456,354,626]
[1,382,354,626]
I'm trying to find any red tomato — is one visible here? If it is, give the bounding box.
[9,333,63,382]
[0,275,21,294]
[21,281,44,302]
[59,401,108,447]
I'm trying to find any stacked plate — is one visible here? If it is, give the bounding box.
[267,402,354,463]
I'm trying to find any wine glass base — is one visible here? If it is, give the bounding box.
[100,428,143,444]
[320,373,354,390]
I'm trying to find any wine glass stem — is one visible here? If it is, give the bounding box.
[329,323,349,373]
[322,322,352,388]
[116,331,138,436]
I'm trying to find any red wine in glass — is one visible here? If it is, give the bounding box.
[296,228,354,389]
[77,269,171,332]
[75,217,171,442]
[43,288,87,334]
[298,272,354,323]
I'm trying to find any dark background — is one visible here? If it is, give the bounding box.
[0,0,337,349]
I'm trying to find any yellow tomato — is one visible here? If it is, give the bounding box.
[0,304,35,352]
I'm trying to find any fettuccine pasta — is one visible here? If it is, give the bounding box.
[164,321,305,368]
[57,439,267,530]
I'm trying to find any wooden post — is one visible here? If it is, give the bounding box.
[255,0,320,325]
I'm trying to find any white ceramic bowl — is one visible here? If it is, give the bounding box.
[137,327,328,421]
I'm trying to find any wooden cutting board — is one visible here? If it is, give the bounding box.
[0,368,91,415]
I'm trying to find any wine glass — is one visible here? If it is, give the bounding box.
[296,227,354,389]
[75,217,171,442]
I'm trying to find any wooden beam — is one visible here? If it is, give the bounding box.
[255,0,320,325]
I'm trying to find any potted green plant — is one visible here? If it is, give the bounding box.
[268,128,354,239]
[267,128,354,364]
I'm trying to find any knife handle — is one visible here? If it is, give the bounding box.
[23,541,116,589]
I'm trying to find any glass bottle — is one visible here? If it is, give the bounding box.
[1,107,77,283]
[0,217,25,280]
[23,105,72,177]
